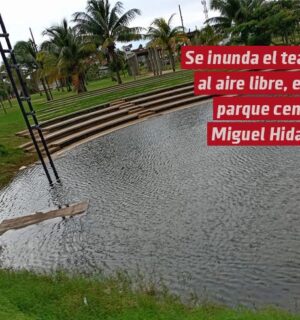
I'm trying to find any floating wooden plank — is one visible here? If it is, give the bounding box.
[0,202,89,236]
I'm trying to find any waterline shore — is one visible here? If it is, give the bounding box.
[0,270,299,320]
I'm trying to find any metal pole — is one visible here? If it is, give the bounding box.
[29,28,37,52]
[178,5,185,31]
[201,0,209,21]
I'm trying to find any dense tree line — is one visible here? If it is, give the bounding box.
[208,0,300,45]
[0,0,299,100]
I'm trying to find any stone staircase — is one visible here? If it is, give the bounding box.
[17,83,210,154]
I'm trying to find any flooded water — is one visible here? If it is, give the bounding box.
[1,101,300,311]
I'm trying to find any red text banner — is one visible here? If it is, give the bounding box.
[194,71,300,95]
[208,122,300,146]
[181,46,300,69]
[213,97,300,121]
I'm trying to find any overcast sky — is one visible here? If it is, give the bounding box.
[1,0,208,47]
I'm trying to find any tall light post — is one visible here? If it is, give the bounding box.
[201,0,209,21]
[178,5,185,31]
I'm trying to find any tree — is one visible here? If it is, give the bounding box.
[207,0,245,37]
[146,14,185,72]
[13,40,52,100]
[73,0,142,84]
[265,0,300,45]
[42,19,96,93]
[229,0,271,45]
[0,65,12,107]
[0,80,8,113]
[207,0,300,45]
[191,25,222,45]
[207,0,266,44]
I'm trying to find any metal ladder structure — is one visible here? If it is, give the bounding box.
[0,14,60,185]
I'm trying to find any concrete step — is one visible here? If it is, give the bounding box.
[126,81,193,102]
[39,103,110,127]
[49,113,139,148]
[21,94,211,152]
[17,130,32,137]
[38,100,130,123]
[148,95,210,113]
[139,91,194,109]
[137,111,155,119]
[47,146,61,154]
[18,104,123,142]
[111,100,125,106]
[118,102,136,110]
[19,141,34,149]
[16,128,50,138]
[22,82,192,136]
[43,78,193,112]
[25,144,61,154]
[32,109,130,144]
[128,107,143,114]
[42,96,125,113]
[18,86,177,138]
[40,82,190,121]
[41,105,122,133]
[130,84,194,105]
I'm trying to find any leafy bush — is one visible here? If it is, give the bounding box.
[0,145,9,157]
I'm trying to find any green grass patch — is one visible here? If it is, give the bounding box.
[0,270,298,320]
[39,75,193,121]
[0,106,36,188]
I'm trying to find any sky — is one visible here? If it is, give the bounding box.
[0,0,209,48]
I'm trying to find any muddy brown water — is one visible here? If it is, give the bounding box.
[1,102,300,311]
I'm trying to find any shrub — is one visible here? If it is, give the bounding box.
[0,145,9,156]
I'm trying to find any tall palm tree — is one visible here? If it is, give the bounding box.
[14,40,52,100]
[146,14,185,72]
[73,0,142,84]
[208,0,246,32]
[207,0,266,44]
[42,19,96,93]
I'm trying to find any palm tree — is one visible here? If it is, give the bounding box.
[73,0,142,84]
[42,19,96,93]
[14,40,52,100]
[207,0,267,44]
[191,25,222,45]
[146,14,185,72]
[208,0,246,34]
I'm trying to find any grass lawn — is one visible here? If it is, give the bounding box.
[0,70,193,188]
[0,270,298,320]
[0,107,36,187]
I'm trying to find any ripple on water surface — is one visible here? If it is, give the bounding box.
[0,102,300,311]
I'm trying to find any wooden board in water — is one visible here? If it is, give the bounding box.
[0,202,89,236]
